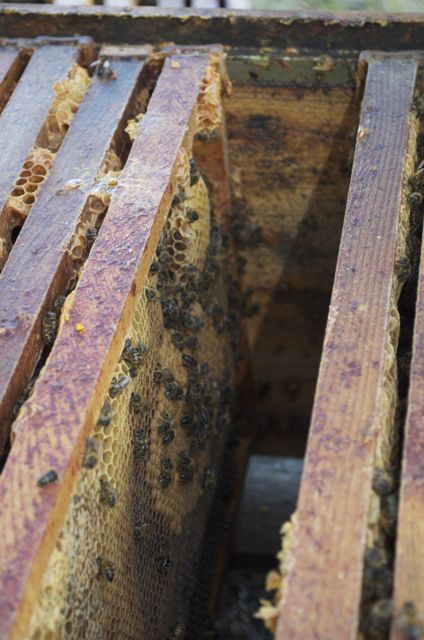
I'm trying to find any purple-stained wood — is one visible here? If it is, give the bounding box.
[0,45,80,210]
[0,53,219,640]
[0,57,148,456]
[275,55,418,639]
[392,217,424,635]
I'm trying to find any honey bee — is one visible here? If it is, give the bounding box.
[408,192,423,208]
[368,598,394,638]
[150,261,160,274]
[189,157,200,187]
[129,392,143,413]
[37,469,58,487]
[86,227,98,246]
[203,468,216,493]
[98,400,113,427]
[96,557,115,582]
[165,382,184,401]
[83,437,100,469]
[381,494,397,535]
[413,94,424,121]
[182,354,197,368]
[186,208,199,223]
[133,521,150,541]
[395,601,424,639]
[372,467,394,497]
[90,57,116,80]
[122,338,147,375]
[109,375,131,398]
[172,186,187,207]
[162,429,176,445]
[159,457,173,488]
[42,311,57,346]
[99,478,116,508]
[54,295,66,310]
[396,257,411,284]
[133,428,149,460]
[145,287,157,302]
[177,450,194,484]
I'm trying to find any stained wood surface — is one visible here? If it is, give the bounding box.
[0,53,218,640]
[275,56,418,639]
[392,211,424,633]
[1,7,424,51]
[0,46,79,212]
[0,58,147,455]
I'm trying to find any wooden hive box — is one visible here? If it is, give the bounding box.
[0,8,423,640]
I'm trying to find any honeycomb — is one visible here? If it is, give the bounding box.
[0,147,54,270]
[0,63,91,273]
[26,147,236,639]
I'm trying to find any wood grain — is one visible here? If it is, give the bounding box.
[275,56,418,639]
[0,48,28,114]
[0,46,79,212]
[0,53,219,640]
[0,58,147,456]
[1,7,424,51]
[392,194,424,634]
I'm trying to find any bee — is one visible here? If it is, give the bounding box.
[196,129,217,142]
[396,257,411,284]
[42,311,57,346]
[408,192,423,208]
[37,469,58,487]
[158,411,172,434]
[133,521,150,541]
[368,598,394,637]
[162,429,176,445]
[165,382,184,401]
[189,157,200,187]
[129,392,143,413]
[171,332,184,349]
[177,450,194,483]
[381,494,397,535]
[98,400,113,427]
[133,428,149,460]
[157,540,171,573]
[145,288,157,302]
[186,208,199,223]
[172,186,187,207]
[109,375,131,398]
[96,557,115,582]
[203,468,216,493]
[86,227,98,246]
[413,94,424,121]
[395,601,424,639]
[184,336,198,350]
[372,467,394,497]
[150,261,160,274]
[159,457,173,488]
[83,437,100,469]
[99,478,116,508]
[167,623,186,639]
[90,57,116,80]
[153,368,164,384]
[122,338,147,375]
[182,354,197,368]
[54,295,66,310]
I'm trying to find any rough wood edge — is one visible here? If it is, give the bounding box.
[271,55,419,639]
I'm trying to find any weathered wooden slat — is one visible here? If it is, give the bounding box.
[392,219,424,634]
[0,48,28,113]
[0,45,79,210]
[0,58,148,455]
[275,55,418,639]
[0,52,219,640]
[1,7,424,51]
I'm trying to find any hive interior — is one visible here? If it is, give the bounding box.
[1,49,367,638]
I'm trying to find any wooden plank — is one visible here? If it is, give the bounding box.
[1,7,424,51]
[0,48,28,113]
[392,205,424,632]
[275,55,418,639]
[0,52,220,640]
[0,46,80,213]
[233,456,302,557]
[0,57,148,456]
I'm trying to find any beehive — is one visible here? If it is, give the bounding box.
[1,10,424,640]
